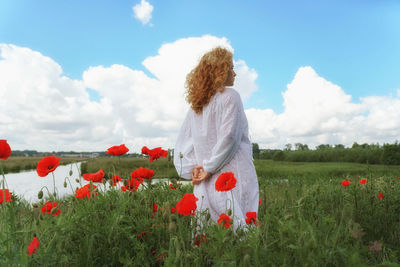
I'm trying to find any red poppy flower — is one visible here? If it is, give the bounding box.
[215,172,237,192]
[131,167,154,180]
[0,189,12,204]
[36,156,60,177]
[176,193,198,216]
[259,199,262,205]
[194,234,207,246]
[27,235,40,256]
[377,192,384,200]
[124,176,143,192]
[341,180,350,187]
[75,184,98,199]
[83,169,105,183]
[0,140,11,160]
[141,146,168,162]
[153,203,158,213]
[169,184,177,189]
[170,207,176,214]
[137,231,150,239]
[359,178,367,184]
[106,144,129,156]
[40,202,61,215]
[245,212,260,226]
[111,174,121,186]
[217,213,231,228]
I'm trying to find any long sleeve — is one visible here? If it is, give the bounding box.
[202,90,243,174]
[174,111,197,179]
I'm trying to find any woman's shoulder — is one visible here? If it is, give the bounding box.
[217,87,241,103]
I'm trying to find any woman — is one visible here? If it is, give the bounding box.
[174,47,259,227]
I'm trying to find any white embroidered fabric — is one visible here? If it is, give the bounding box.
[174,87,259,227]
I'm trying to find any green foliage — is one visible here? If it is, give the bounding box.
[382,142,400,165]
[1,160,400,265]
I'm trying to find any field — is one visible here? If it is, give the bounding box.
[1,157,400,266]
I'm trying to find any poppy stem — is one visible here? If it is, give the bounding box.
[64,177,75,194]
[51,172,57,198]
[0,163,9,207]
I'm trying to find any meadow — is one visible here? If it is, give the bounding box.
[1,157,400,266]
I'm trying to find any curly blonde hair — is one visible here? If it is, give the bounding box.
[185,47,233,114]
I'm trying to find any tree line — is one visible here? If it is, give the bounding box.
[252,142,400,165]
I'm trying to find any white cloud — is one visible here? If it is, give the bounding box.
[246,66,400,149]
[0,35,258,152]
[2,38,399,153]
[133,0,154,25]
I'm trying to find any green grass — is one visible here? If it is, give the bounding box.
[1,158,400,266]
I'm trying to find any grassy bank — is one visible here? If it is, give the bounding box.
[1,157,87,174]
[1,158,400,265]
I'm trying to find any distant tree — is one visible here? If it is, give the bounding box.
[352,142,360,149]
[272,150,285,161]
[252,143,260,159]
[335,144,345,149]
[316,144,331,150]
[285,144,292,151]
[295,143,309,151]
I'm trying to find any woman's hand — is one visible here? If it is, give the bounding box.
[192,169,212,186]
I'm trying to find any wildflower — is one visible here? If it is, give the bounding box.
[137,231,150,239]
[368,241,382,253]
[259,199,262,205]
[170,207,176,214]
[111,174,121,186]
[245,212,260,226]
[131,167,154,180]
[176,193,198,216]
[36,156,60,177]
[75,184,97,199]
[215,172,237,192]
[341,180,350,187]
[194,234,207,246]
[153,203,158,213]
[40,202,61,215]
[124,177,143,192]
[27,235,39,256]
[83,169,105,183]
[217,213,231,228]
[106,144,129,156]
[169,183,177,189]
[377,193,384,200]
[0,140,11,160]
[0,189,12,204]
[141,146,168,162]
[359,178,367,184]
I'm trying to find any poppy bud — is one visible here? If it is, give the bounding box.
[227,209,232,216]
[179,152,183,159]
[206,213,211,222]
[168,221,177,233]
[76,187,79,191]
[75,178,80,183]
[53,192,57,197]
[32,203,39,208]
[69,170,73,176]
[63,181,67,188]
[38,190,43,199]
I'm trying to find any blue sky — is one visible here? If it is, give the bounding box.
[2,0,399,112]
[1,0,400,151]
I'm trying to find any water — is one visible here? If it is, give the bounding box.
[2,163,191,203]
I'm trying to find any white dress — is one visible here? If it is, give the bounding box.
[174,87,259,227]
